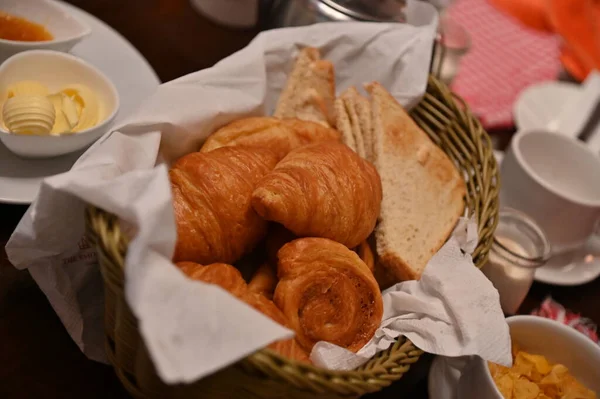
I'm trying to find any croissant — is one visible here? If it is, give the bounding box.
[252,142,383,248]
[241,290,310,363]
[176,262,248,296]
[179,261,310,363]
[170,146,278,264]
[274,238,383,353]
[200,117,341,160]
[265,224,298,265]
[248,262,277,300]
[356,240,375,274]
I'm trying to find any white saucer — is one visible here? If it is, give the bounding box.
[513,81,581,132]
[535,236,600,286]
[0,2,160,204]
[494,151,600,286]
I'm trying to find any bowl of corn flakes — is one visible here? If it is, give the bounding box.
[480,316,600,399]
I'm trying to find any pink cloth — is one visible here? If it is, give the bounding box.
[448,0,562,128]
[531,297,599,344]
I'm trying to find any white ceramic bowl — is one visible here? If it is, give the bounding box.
[0,50,119,158]
[463,316,600,398]
[0,0,91,62]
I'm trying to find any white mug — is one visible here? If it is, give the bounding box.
[500,131,600,254]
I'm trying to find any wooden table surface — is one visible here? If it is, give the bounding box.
[1,1,599,398]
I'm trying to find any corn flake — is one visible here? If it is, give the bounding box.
[488,344,596,399]
[495,372,515,399]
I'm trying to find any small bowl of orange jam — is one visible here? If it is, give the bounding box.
[0,0,91,61]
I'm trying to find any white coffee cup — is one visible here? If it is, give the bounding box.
[500,131,600,254]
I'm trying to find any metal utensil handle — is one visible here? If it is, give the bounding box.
[432,30,446,79]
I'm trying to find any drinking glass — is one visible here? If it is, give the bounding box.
[481,208,551,314]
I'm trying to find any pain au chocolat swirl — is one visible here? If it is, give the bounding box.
[274,238,383,353]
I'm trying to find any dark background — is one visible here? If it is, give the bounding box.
[1,0,598,398]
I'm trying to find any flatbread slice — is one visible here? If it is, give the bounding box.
[340,87,366,158]
[334,96,357,152]
[366,81,466,281]
[274,47,335,127]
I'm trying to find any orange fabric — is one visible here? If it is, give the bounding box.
[549,0,600,81]
[489,0,600,81]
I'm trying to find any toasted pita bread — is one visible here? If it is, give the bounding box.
[334,96,357,152]
[340,88,366,158]
[337,87,376,161]
[354,93,374,162]
[274,47,335,127]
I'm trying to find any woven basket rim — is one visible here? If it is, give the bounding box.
[86,204,423,379]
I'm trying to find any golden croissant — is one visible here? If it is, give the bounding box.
[242,290,310,363]
[176,261,248,296]
[170,146,278,265]
[274,238,383,353]
[265,223,298,265]
[179,261,310,363]
[200,117,341,160]
[252,141,382,248]
[248,262,278,300]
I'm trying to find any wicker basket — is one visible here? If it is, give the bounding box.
[85,75,499,399]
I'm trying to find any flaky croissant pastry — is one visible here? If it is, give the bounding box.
[356,240,375,274]
[242,290,310,363]
[200,117,341,160]
[252,142,382,248]
[265,223,298,265]
[177,261,247,296]
[248,262,277,300]
[274,238,383,353]
[178,261,310,363]
[170,146,278,265]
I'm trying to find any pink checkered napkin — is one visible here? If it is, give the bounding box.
[447,0,562,129]
[531,297,599,344]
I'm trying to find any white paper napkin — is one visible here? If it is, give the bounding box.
[311,217,512,370]
[5,4,441,385]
